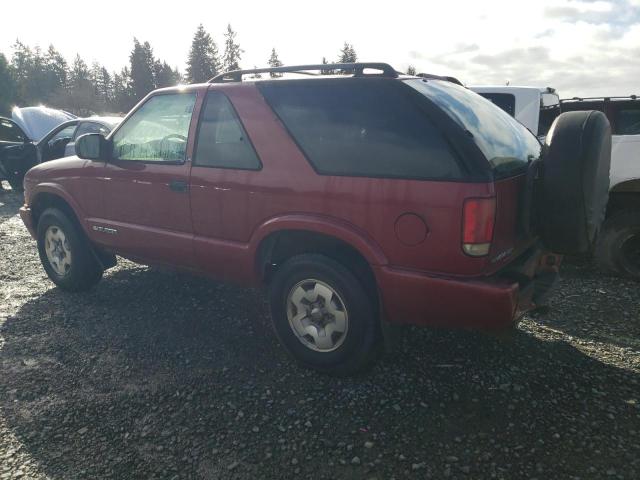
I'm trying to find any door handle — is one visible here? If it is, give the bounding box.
[169,180,188,193]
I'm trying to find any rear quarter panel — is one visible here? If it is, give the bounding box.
[191,84,495,280]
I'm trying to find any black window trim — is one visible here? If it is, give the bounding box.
[109,91,198,166]
[191,88,263,171]
[256,77,492,183]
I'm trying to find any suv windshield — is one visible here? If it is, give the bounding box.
[405,79,542,178]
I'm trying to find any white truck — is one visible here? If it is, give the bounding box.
[471,86,640,279]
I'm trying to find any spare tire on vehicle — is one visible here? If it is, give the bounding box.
[538,110,611,254]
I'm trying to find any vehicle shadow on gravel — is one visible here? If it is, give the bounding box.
[1,265,639,479]
[531,259,640,352]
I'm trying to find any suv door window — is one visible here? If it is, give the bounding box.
[49,125,76,144]
[0,119,27,143]
[112,93,196,162]
[613,103,640,135]
[259,79,462,180]
[74,121,110,139]
[194,91,261,169]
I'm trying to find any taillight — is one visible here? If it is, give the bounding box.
[462,197,496,257]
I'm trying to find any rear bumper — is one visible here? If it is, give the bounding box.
[19,205,36,238]
[374,247,559,330]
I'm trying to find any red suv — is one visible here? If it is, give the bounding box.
[19,63,611,374]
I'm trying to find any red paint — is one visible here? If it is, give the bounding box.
[374,265,519,329]
[21,81,547,329]
[394,213,428,246]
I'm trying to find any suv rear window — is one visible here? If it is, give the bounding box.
[405,79,542,178]
[258,79,463,180]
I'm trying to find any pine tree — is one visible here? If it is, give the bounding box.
[338,42,357,63]
[337,43,357,74]
[267,48,283,78]
[10,40,34,104]
[44,45,68,92]
[69,54,90,89]
[90,62,102,95]
[10,40,32,85]
[63,54,97,115]
[112,67,135,113]
[186,24,221,83]
[155,61,181,88]
[0,52,16,115]
[129,38,156,101]
[94,66,112,104]
[27,46,49,103]
[222,24,243,72]
[406,65,417,76]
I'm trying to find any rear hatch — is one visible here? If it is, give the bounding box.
[404,79,543,273]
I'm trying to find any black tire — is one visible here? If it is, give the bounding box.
[36,207,103,291]
[596,211,640,280]
[539,110,611,254]
[269,254,382,376]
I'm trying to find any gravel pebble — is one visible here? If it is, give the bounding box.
[0,187,639,479]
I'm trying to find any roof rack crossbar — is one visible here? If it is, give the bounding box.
[208,62,398,83]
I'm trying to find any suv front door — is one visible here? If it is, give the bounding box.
[91,92,198,267]
[0,117,37,189]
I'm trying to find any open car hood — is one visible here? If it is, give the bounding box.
[11,107,76,142]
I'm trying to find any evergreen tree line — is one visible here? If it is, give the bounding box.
[0,23,362,117]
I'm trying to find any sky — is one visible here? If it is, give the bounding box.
[1,0,639,98]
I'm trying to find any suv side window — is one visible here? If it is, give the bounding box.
[259,80,462,180]
[49,125,76,143]
[112,93,196,162]
[0,119,27,143]
[613,102,640,135]
[194,91,260,170]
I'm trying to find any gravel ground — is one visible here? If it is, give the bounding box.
[1,185,639,480]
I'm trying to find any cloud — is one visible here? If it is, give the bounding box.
[407,1,640,97]
[543,0,640,37]
[544,6,581,18]
[470,46,552,68]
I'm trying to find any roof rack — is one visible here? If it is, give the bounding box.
[561,95,638,102]
[209,62,399,83]
[416,73,463,86]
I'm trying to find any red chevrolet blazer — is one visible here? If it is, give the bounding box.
[19,63,611,374]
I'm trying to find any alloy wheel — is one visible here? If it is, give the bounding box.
[286,279,349,352]
[44,225,72,277]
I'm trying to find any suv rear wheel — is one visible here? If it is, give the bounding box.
[36,207,103,291]
[269,254,381,375]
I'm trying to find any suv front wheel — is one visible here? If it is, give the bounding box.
[36,207,103,291]
[269,254,381,376]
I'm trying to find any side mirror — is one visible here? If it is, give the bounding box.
[76,133,111,161]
